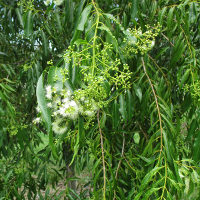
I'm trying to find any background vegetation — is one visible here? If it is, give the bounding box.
[0,0,200,199]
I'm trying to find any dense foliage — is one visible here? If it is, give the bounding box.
[0,0,200,199]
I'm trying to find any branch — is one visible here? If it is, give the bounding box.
[115,132,125,180]
[113,131,125,200]
[161,32,174,47]
[97,110,106,200]
[141,57,163,164]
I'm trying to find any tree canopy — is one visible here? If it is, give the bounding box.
[0,0,200,199]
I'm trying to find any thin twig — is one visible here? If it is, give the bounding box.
[113,132,125,200]
[148,54,172,103]
[115,132,125,179]
[161,33,174,47]
[141,57,163,164]
[97,110,106,200]
[137,122,148,141]
[148,54,168,82]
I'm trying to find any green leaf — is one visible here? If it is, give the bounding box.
[72,65,78,85]
[163,130,173,163]
[131,0,138,21]
[36,74,51,132]
[180,69,190,88]
[77,5,92,31]
[48,66,63,91]
[24,10,33,36]
[158,7,167,25]
[135,86,142,102]
[69,120,81,165]
[15,8,24,28]
[193,131,200,162]
[133,191,143,200]
[126,89,134,120]
[41,30,49,57]
[140,166,164,191]
[133,132,140,144]
[55,11,62,32]
[36,74,58,159]
[143,187,160,200]
[112,99,120,129]
[168,178,181,192]
[171,36,186,66]
[98,24,118,52]
[0,51,7,56]
[74,39,88,46]
[34,132,49,154]
[119,93,127,121]
[167,7,175,36]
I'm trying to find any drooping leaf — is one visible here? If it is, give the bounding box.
[36,74,51,132]
[119,93,127,121]
[140,166,164,191]
[24,10,33,36]
[36,74,58,159]
[77,5,92,31]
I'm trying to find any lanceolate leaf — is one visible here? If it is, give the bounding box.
[143,187,160,200]
[36,74,51,132]
[119,93,127,121]
[41,30,49,57]
[140,166,164,191]
[24,10,33,36]
[126,89,134,120]
[77,5,92,31]
[167,7,175,37]
[36,74,58,159]
[131,0,138,21]
[48,66,63,91]
[112,99,119,129]
[15,8,24,28]
[192,131,200,162]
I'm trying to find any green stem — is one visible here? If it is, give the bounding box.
[97,110,106,200]
[92,0,100,76]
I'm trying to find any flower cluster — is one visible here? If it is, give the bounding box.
[34,84,98,134]
[44,0,63,6]
[123,24,161,56]
[185,81,200,104]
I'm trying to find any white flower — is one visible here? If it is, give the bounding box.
[68,103,79,120]
[46,85,51,93]
[91,101,98,111]
[69,110,79,120]
[33,117,41,124]
[78,106,84,114]
[53,111,59,116]
[45,85,52,99]
[36,106,40,112]
[62,97,70,103]
[67,90,71,96]
[54,0,63,6]
[58,106,67,116]
[80,97,85,101]
[69,100,77,107]
[52,118,68,134]
[85,110,95,117]
[63,103,70,110]
[46,93,52,99]
[150,40,155,48]
[54,97,61,106]
[44,0,51,6]
[47,102,52,108]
